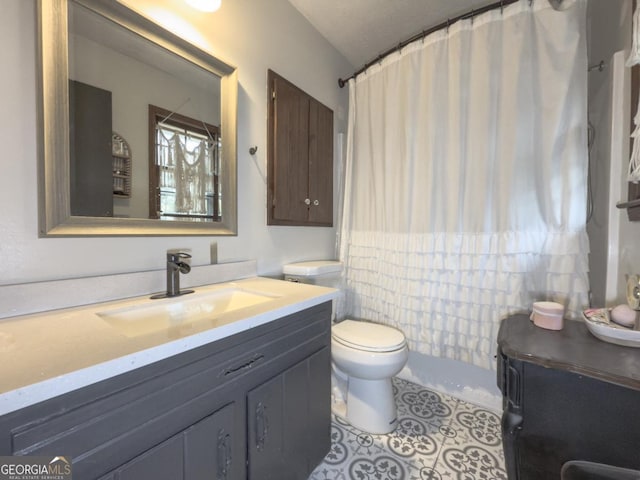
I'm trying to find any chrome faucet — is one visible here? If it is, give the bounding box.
[151,252,195,299]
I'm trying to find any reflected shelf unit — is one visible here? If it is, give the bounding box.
[112,132,131,198]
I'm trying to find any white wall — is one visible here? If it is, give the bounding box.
[586,0,625,307]
[0,0,352,287]
[587,0,640,307]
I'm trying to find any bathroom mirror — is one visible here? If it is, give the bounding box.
[37,0,238,236]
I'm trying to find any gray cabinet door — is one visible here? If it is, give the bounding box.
[247,370,286,479]
[117,435,183,480]
[111,403,239,480]
[305,347,332,469]
[184,403,240,480]
[247,347,330,480]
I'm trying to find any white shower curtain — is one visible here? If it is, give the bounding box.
[339,0,590,369]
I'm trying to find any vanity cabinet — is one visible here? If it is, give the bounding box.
[0,302,331,480]
[267,70,333,227]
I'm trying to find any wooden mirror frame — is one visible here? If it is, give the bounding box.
[37,0,238,236]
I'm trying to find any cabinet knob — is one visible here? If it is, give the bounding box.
[304,198,311,205]
[313,199,320,206]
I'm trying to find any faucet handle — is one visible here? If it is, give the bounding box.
[167,251,192,262]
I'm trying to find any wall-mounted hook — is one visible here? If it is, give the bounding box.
[249,146,258,155]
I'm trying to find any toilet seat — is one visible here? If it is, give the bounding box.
[332,319,407,352]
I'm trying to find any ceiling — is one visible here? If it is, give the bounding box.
[287,0,499,68]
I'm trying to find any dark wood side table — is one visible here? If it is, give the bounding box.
[497,314,640,479]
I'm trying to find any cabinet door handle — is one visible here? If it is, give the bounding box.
[304,198,311,205]
[313,199,319,206]
[222,354,265,377]
[506,365,521,408]
[255,402,269,451]
[217,428,232,479]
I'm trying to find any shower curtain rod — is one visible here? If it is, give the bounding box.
[338,0,554,88]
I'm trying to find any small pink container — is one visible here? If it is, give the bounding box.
[530,301,564,330]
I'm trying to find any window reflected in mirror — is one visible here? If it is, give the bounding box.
[149,105,221,222]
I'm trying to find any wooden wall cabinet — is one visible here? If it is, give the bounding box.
[267,70,333,226]
[0,303,331,480]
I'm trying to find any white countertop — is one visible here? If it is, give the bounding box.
[0,277,337,416]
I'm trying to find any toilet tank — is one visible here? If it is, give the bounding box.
[283,261,342,288]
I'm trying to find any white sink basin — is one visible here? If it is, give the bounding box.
[97,288,278,338]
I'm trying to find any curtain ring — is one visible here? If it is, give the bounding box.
[500,0,504,13]
[421,30,426,43]
[528,0,533,6]
[446,18,450,32]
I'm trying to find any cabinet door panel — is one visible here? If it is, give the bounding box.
[305,347,332,471]
[282,359,311,479]
[117,435,183,480]
[247,374,285,479]
[308,100,333,225]
[184,403,240,480]
[247,346,331,480]
[271,74,310,223]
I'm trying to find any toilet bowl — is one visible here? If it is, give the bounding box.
[331,319,408,434]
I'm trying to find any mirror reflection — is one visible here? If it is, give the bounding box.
[67,1,222,222]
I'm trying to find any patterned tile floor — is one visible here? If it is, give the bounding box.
[309,378,506,480]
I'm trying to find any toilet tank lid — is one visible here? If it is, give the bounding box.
[283,260,343,276]
[332,319,406,351]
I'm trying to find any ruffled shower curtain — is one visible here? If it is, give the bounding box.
[339,0,590,369]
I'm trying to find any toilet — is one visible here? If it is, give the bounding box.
[283,261,409,434]
[332,319,408,433]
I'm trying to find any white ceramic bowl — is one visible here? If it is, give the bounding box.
[583,310,640,348]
